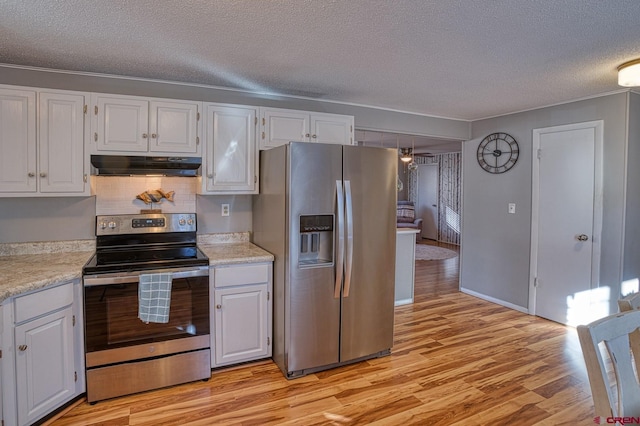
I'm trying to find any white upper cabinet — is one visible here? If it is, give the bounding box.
[200,103,258,194]
[0,88,37,193]
[39,91,88,193]
[260,107,354,150]
[0,87,89,196]
[91,94,200,155]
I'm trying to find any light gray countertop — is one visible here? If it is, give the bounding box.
[0,251,93,303]
[199,242,274,266]
[0,235,273,303]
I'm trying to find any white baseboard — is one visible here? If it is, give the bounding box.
[460,287,529,314]
[395,298,413,306]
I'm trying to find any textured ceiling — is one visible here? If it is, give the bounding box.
[1,0,640,125]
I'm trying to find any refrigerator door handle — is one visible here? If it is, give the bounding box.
[344,180,354,297]
[335,180,345,299]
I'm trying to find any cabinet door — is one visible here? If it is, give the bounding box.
[39,92,88,193]
[204,105,257,193]
[93,95,149,152]
[0,88,36,192]
[311,113,354,145]
[213,284,268,366]
[15,306,75,426]
[261,108,309,150]
[149,100,199,153]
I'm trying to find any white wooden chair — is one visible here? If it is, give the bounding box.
[619,292,640,312]
[577,309,640,420]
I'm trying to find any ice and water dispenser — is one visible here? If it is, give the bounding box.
[298,215,334,266]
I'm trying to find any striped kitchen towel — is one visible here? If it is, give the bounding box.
[138,272,173,324]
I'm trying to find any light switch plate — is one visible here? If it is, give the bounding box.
[508,203,516,214]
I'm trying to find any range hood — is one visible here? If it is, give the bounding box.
[91,155,201,177]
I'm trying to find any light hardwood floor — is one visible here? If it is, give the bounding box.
[50,242,596,425]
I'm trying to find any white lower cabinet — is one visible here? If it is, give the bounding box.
[211,263,272,367]
[1,281,83,426]
[15,306,74,425]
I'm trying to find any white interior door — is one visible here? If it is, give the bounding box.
[531,121,603,326]
[417,164,438,240]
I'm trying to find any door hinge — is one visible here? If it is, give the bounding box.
[83,105,88,114]
[537,149,542,159]
[196,136,200,145]
[197,112,200,121]
[254,175,257,184]
[267,291,270,301]
[73,315,76,326]
[255,116,258,126]
[262,117,265,126]
[94,105,98,115]
[350,125,353,132]
[267,337,271,345]
[534,277,539,288]
[94,132,98,142]
[262,131,265,140]
[74,371,78,382]
[0,349,2,359]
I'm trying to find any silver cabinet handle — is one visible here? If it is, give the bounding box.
[576,234,589,242]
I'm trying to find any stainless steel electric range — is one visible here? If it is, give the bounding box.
[82,213,210,403]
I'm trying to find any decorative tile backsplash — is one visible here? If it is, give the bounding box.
[94,176,197,215]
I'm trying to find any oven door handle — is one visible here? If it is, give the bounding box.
[83,267,209,286]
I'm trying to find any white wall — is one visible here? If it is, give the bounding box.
[623,92,640,294]
[461,93,629,316]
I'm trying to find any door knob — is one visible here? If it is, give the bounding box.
[576,234,589,242]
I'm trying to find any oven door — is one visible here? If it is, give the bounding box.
[83,266,210,368]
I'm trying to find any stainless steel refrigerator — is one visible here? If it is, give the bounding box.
[253,142,397,378]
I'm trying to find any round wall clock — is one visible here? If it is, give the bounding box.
[476,132,519,174]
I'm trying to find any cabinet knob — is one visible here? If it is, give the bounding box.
[312,134,317,139]
[142,133,148,139]
[207,174,214,179]
[18,344,27,352]
[216,304,222,309]
[28,172,35,178]
[39,172,47,178]
[305,133,310,138]
[151,133,157,139]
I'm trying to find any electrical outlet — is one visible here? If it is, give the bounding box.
[508,203,516,214]
[221,204,230,217]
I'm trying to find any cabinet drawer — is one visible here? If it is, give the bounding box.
[214,264,269,288]
[14,282,73,323]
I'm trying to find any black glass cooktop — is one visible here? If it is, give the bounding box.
[83,244,209,274]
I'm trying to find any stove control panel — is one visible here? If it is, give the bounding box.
[96,213,197,236]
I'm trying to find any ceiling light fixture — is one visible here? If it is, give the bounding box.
[618,58,640,87]
[400,148,412,163]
